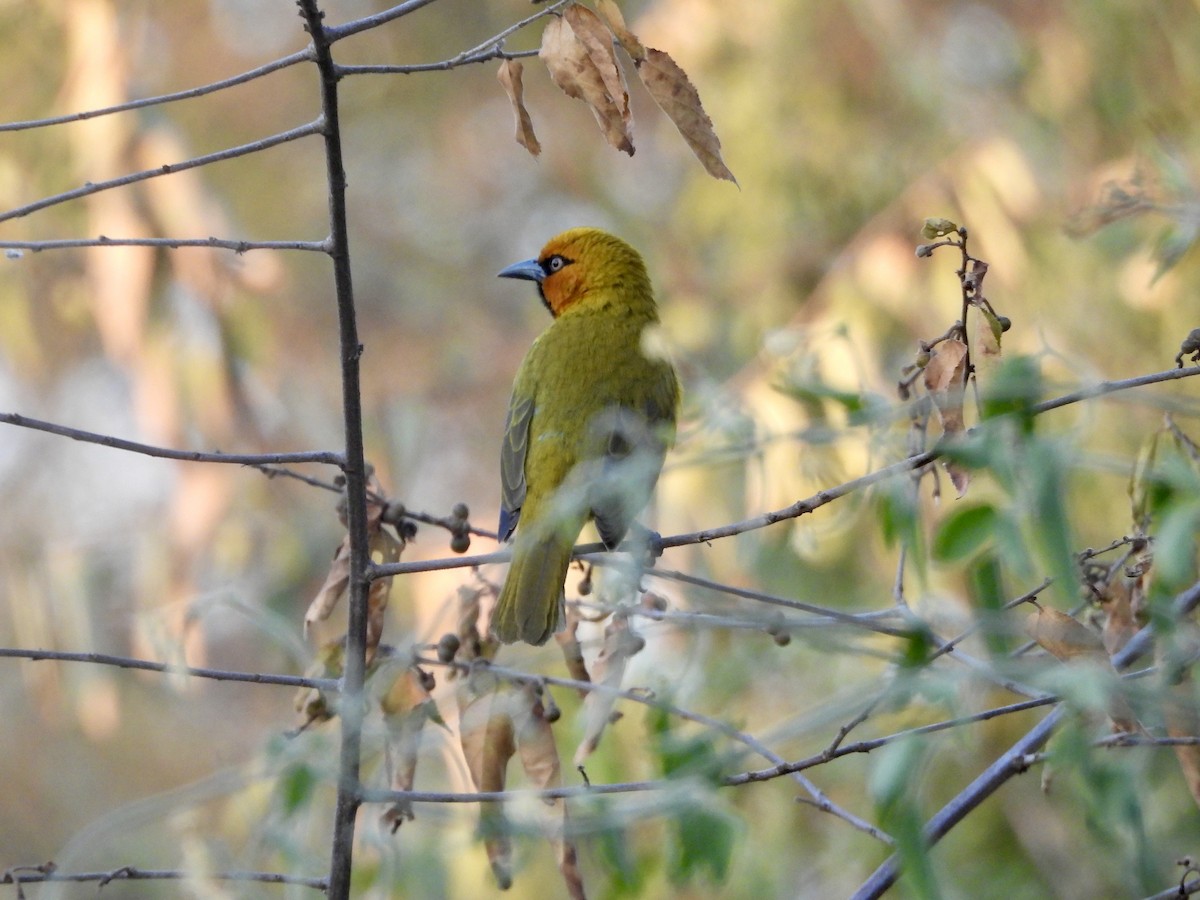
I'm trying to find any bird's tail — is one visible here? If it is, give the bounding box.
[491,527,574,645]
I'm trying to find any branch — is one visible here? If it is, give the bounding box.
[0,864,326,891]
[0,648,338,691]
[0,51,313,132]
[335,0,570,75]
[0,411,342,467]
[0,237,328,254]
[852,577,1200,899]
[0,119,324,225]
[295,3,373,899]
[324,0,442,42]
[336,47,540,76]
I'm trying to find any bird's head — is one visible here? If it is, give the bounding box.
[498,227,653,318]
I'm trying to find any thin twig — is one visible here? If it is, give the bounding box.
[0,119,324,225]
[337,47,540,76]
[296,4,373,899]
[0,237,328,254]
[0,647,338,691]
[0,50,313,132]
[0,411,342,467]
[0,865,327,891]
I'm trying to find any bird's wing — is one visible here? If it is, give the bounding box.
[498,392,534,541]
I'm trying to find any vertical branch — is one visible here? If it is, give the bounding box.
[295,2,371,898]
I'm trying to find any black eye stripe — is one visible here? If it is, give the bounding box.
[541,254,573,275]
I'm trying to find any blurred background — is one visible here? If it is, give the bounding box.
[2,0,1200,896]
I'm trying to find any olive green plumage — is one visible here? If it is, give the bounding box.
[493,228,679,645]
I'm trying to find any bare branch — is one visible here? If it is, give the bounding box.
[0,236,328,254]
[0,120,324,225]
[0,50,313,132]
[0,647,338,691]
[325,0,443,42]
[0,864,326,891]
[0,411,342,468]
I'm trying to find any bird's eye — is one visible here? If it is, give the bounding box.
[544,254,568,274]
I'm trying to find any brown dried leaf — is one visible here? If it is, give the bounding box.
[1161,628,1200,809]
[540,12,634,155]
[305,537,351,634]
[972,304,1004,381]
[635,47,736,184]
[1025,606,1107,663]
[596,0,644,61]
[496,59,541,157]
[574,615,642,766]
[380,668,437,832]
[1024,606,1140,733]
[305,479,403,644]
[555,607,591,692]
[292,639,345,732]
[924,339,970,496]
[1096,574,1139,657]
[457,671,515,889]
[564,4,631,129]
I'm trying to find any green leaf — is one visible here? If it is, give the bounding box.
[670,803,738,885]
[280,763,318,815]
[979,355,1042,426]
[932,503,998,561]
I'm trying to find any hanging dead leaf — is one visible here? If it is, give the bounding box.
[305,538,351,633]
[1095,574,1139,657]
[496,59,541,157]
[924,338,970,495]
[292,639,345,733]
[457,670,515,889]
[972,304,1004,384]
[596,0,644,62]
[554,606,591,691]
[574,614,643,766]
[1025,606,1106,663]
[304,477,405,664]
[379,667,437,832]
[540,11,633,155]
[1024,606,1140,733]
[564,4,631,132]
[1161,625,1200,810]
[635,47,736,184]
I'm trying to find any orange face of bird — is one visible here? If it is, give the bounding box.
[497,227,650,318]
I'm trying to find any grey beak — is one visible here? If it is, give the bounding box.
[497,258,545,283]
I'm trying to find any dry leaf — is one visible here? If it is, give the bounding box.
[496,59,541,157]
[635,47,736,184]
[305,538,350,633]
[564,4,631,134]
[380,667,437,832]
[596,0,644,61]
[292,639,345,732]
[1161,626,1200,809]
[1025,606,1107,662]
[555,607,591,692]
[457,669,515,889]
[304,479,404,665]
[1096,574,1139,657]
[972,304,1004,383]
[924,339,970,495]
[1024,606,1140,733]
[540,12,634,155]
[574,614,642,765]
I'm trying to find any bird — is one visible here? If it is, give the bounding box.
[492,227,680,645]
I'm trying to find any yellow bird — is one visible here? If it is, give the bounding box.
[492,228,680,645]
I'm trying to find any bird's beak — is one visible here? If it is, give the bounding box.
[497,258,544,283]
